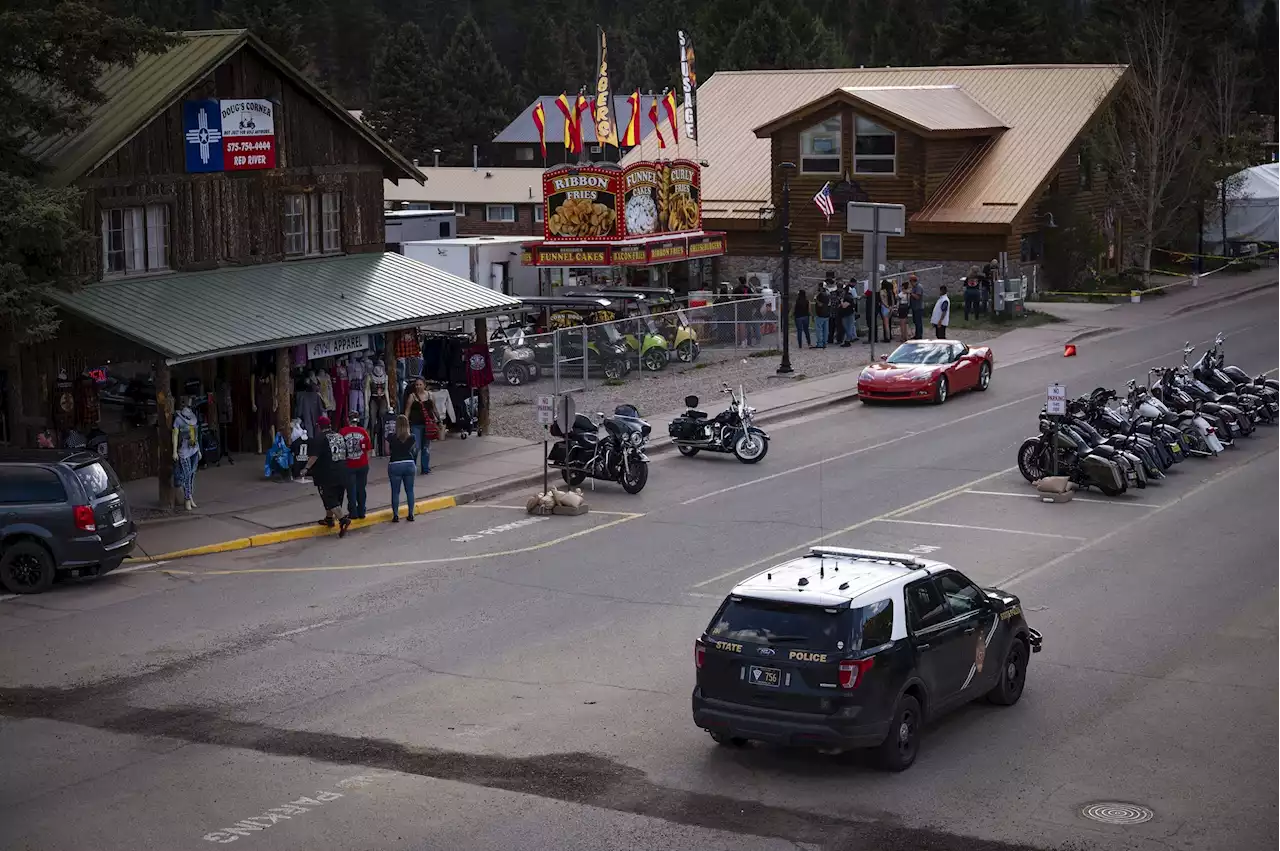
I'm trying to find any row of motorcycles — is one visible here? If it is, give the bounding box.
[545,384,770,495]
[1017,333,1277,496]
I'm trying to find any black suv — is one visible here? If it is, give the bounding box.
[693,547,1042,770]
[0,450,137,594]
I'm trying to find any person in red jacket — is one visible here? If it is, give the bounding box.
[339,410,372,519]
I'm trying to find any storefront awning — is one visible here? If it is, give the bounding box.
[49,252,520,365]
[521,231,727,268]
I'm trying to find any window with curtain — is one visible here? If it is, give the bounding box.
[800,116,842,174]
[101,205,170,276]
[284,193,309,256]
[322,192,342,253]
[854,116,896,175]
[486,204,516,222]
[284,192,343,257]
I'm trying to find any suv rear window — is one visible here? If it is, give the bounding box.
[74,461,119,499]
[0,468,67,504]
[709,597,853,651]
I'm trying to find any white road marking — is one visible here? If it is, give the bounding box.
[273,619,337,638]
[201,773,382,844]
[451,516,547,542]
[963,489,1157,507]
[876,518,1087,540]
[0,594,18,603]
[680,394,1046,506]
[689,466,1017,588]
[685,592,722,599]
[113,560,169,574]
[908,544,941,554]
[463,503,638,516]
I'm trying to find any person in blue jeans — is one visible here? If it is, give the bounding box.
[793,289,811,348]
[387,415,418,522]
[405,378,433,474]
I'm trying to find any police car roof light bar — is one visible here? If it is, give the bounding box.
[808,546,925,568]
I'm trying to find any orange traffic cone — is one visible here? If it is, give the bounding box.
[1063,344,1077,357]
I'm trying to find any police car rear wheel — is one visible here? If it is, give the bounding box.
[986,640,1028,706]
[876,695,920,771]
[709,732,748,747]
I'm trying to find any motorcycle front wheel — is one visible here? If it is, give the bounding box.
[620,460,649,494]
[1017,438,1046,483]
[734,432,768,464]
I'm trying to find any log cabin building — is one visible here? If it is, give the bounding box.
[1,29,518,503]
[620,64,1129,293]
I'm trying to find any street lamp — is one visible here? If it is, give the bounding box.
[777,161,797,375]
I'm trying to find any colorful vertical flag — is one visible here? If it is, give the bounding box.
[574,92,591,153]
[554,93,577,153]
[648,98,666,149]
[621,90,641,147]
[662,89,680,144]
[532,100,547,159]
[813,181,835,222]
[594,28,619,148]
[677,30,698,142]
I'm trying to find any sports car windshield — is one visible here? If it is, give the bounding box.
[886,343,955,365]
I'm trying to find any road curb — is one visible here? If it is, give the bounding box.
[1169,280,1278,316]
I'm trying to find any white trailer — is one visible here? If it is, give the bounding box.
[402,236,539,297]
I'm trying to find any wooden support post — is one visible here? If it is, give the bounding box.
[274,347,291,434]
[155,359,175,509]
[385,332,400,412]
[473,316,490,434]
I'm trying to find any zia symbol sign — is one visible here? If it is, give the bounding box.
[183,99,277,173]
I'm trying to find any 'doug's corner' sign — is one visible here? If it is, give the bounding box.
[183,99,277,173]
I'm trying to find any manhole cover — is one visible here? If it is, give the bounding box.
[1080,802,1155,825]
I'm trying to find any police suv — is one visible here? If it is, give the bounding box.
[692,547,1042,771]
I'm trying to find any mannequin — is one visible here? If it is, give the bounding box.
[317,365,336,418]
[295,378,324,444]
[172,397,202,510]
[333,358,349,426]
[348,351,368,426]
[216,375,235,466]
[251,369,276,454]
[368,359,390,455]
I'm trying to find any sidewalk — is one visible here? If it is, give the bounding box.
[127,269,1274,562]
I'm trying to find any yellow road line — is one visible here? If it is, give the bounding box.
[688,467,1017,589]
[162,513,644,577]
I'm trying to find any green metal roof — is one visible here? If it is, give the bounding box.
[48,253,520,365]
[24,29,424,187]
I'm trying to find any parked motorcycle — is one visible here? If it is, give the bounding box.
[1202,333,1279,421]
[1148,363,1228,454]
[668,384,769,464]
[1177,347,1256,439]
[1119,380,1189,465]
[548,405,652,494]
[1017,411,1131,496]
[1059,403,1149,488]
[1191,342,1274,425]
[1076,391,1170,478]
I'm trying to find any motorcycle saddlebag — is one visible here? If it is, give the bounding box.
[547,442,567,464]
[668,418,701,440]
[1081,454,1124,491]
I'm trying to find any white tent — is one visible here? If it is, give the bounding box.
[1203,163,1279,248]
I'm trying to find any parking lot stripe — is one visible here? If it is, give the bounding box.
[876,518,1087,540]
[963,489,1157,507]
[689,466,1017,589]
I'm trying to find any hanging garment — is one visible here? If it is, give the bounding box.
[77,375,101,428]
[295,390,324,442]
[348,353,368,386]
[264,434,294,477]
[317,370,336,412]
[348,384,366,425]
[368,395,389,453]
[254,376,274,432]
[217,381,234,424]
[395,329,421,359]
[333,362,349,426]
[430,389,457,425]
[464,344,494,389]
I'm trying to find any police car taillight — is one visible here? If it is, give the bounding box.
[838,658,874,689]
[695,641,706,669]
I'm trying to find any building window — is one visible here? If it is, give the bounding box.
[284,192,343,257]
[454,203,468,216]
[515,147,535,162]
[101,204,170,276]
[440,220,452,238]
[800,116,842,174]
[486,204,516,223]
[854,116,896,175]
[534,205,544,223]
[818,233,842,262]
[1078,147,1093,190]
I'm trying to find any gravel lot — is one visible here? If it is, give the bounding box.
[488,327,1002,441]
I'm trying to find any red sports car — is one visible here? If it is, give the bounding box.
[857,340,993,404]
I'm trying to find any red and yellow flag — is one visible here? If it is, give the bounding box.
[532,101,547,159]
[621,90,641,147]
[574,93,591,152]
[662,89,680,144]
[648,98,666,150]
[554,93,576,153]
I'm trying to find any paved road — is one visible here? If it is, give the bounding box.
[2,291,1276,851]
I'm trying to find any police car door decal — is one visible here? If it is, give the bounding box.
[960,616,999,690]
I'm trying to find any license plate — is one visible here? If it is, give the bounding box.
[111,508,124,526]
[748,665,781,688]
[1169,443,1181,454]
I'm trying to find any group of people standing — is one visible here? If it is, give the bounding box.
[791,274,933,348]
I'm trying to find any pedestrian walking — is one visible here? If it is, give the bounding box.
[838,286,857,347]
[793,289,811,348]
[339,410,371,519]
[813,287,830,348]
[932,285,951,339]
[896,279,912,343]
[879,279,898,343]
[963,265,981,320]
[387,414,418,522]
[300,415,351,537]
[405,378,434,475]
[909,274,924,339]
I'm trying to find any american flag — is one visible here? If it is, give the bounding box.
[813,182,834,222]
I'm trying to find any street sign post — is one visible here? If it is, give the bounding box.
[536,394,556,493]
[1046,383,1067,477]
[848,202,906,362]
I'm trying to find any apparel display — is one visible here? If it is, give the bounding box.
[172,401,201,509]
[317,369,336,414]
[333,360,349,426]
[368,359,390,454]
[347,352,368,426]
[295,379,324,444]
[253,372,275,453]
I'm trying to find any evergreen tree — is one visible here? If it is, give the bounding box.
[720,1,804,71]
[933,0,1047,64]
[0,0,173,342]
[364,23,442,163]
[1250,0,1277,114]
[439,15,519,165]
[618,38,655,94]
[515,11,592,104]
[216,0,311,70]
